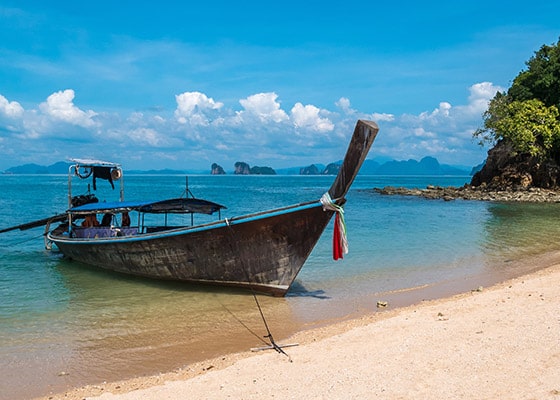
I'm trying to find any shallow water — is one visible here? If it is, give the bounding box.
[2,174,560,399]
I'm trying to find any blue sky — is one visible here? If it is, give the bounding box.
[0,1,559,171]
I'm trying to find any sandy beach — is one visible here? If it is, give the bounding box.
[33,262,560,400]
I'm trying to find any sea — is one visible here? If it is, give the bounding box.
[2,173,560,399]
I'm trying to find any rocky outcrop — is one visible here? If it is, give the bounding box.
[233,162,276,175]
[234,162,251,175]
[300,164,321,175]
[322,163,341,175]
[471,139,560,190]
[374,185,560,202]
[376,137,560,203]
[211,163,226,175]
[250,166,276,175]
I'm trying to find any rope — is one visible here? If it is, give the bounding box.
[224,218,292,361]
[217,297,270,346]
[320,192,348,260]
[0,231,47,248]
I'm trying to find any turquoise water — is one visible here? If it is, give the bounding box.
[2,174,560,399]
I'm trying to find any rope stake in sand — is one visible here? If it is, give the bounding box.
[320,192,348,260]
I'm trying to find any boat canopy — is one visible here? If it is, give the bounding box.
[69,158,121,168]
[69,198,226,215]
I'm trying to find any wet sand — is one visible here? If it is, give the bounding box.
[33,261,560,400]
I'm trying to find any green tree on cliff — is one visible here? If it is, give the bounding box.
[474,38,560,162]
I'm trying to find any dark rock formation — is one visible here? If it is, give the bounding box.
[471,139,560,190]
[300,164,320,175]
[322,163,341,175]
[234,162,251,175]
[374,185,560,202]
[232,162,276,175]
[211,163,226,175]
[250,166,276,175]
[374,139,560,203]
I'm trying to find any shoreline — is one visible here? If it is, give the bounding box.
[33,258,560,400]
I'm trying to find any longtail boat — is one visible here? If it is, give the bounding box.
[6,120,379,296]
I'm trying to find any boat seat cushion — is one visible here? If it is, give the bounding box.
[73,227,138,238]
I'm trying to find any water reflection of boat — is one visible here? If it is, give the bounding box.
[9,120,379,296]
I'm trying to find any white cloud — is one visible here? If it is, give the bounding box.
[412,127,436,138]
[174,91,223,125]
[0,94,24,118]
[126,127,165,147]
[39,89,98,127]
[238,92,289,123]
[465,81,503,114]
[371,82,503,165]
[290,103,333,132]
[336,96,394,122]
[335,97,353,113]
[0,83,498,170]
[371,112,395,122]
[419,102,452,120]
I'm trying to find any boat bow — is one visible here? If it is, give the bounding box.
[328,119,379,200]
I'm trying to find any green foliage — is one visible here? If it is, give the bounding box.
[474,38,560,161]
[486,99,560,158]
[508,39,560,109]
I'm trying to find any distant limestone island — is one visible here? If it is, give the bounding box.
[210,161,346,175]
[211,162,278,175]
[3,156,473,176]
[210,156,472,176]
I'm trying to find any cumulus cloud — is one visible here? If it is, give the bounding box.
[420,102,452,120]
[238,92,289,123]
[465,81,503,114]
[290,103,333,132]
[0,83,500,170]
[373,82,503,164]
[39,89,98,127]
[126,127,166,147]
[174,91,223,125]
[0,94,24,118]
[336,97,394,122]
[335,97,353,114]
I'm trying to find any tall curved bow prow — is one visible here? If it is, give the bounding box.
[328,120,379,200]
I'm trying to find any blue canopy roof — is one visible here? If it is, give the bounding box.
[69,200,153,214]
[69,198,226,215]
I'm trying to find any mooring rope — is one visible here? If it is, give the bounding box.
[0,231,46,248]
[320,192,348,260]
[224,218,292,362]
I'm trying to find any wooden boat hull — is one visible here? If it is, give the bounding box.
[51,202,333,296]
[45,119,380,296]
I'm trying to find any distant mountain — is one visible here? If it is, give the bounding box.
[373,156,469,175]
[5,161,71,174]
[4,156,474,176]
[290,157,470,176]
[127,169,188,175]
[358,160,381,174]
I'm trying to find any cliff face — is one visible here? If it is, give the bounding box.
[211,163,226,175]
[232,162,276,175]
[300,164,320,175]
[471,140,560,189]
[234,162,251,175]
[322,163,341,175]
[250,166,276,175]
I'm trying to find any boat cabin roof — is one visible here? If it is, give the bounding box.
[69,158,121,168]
[69,198,226,215]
